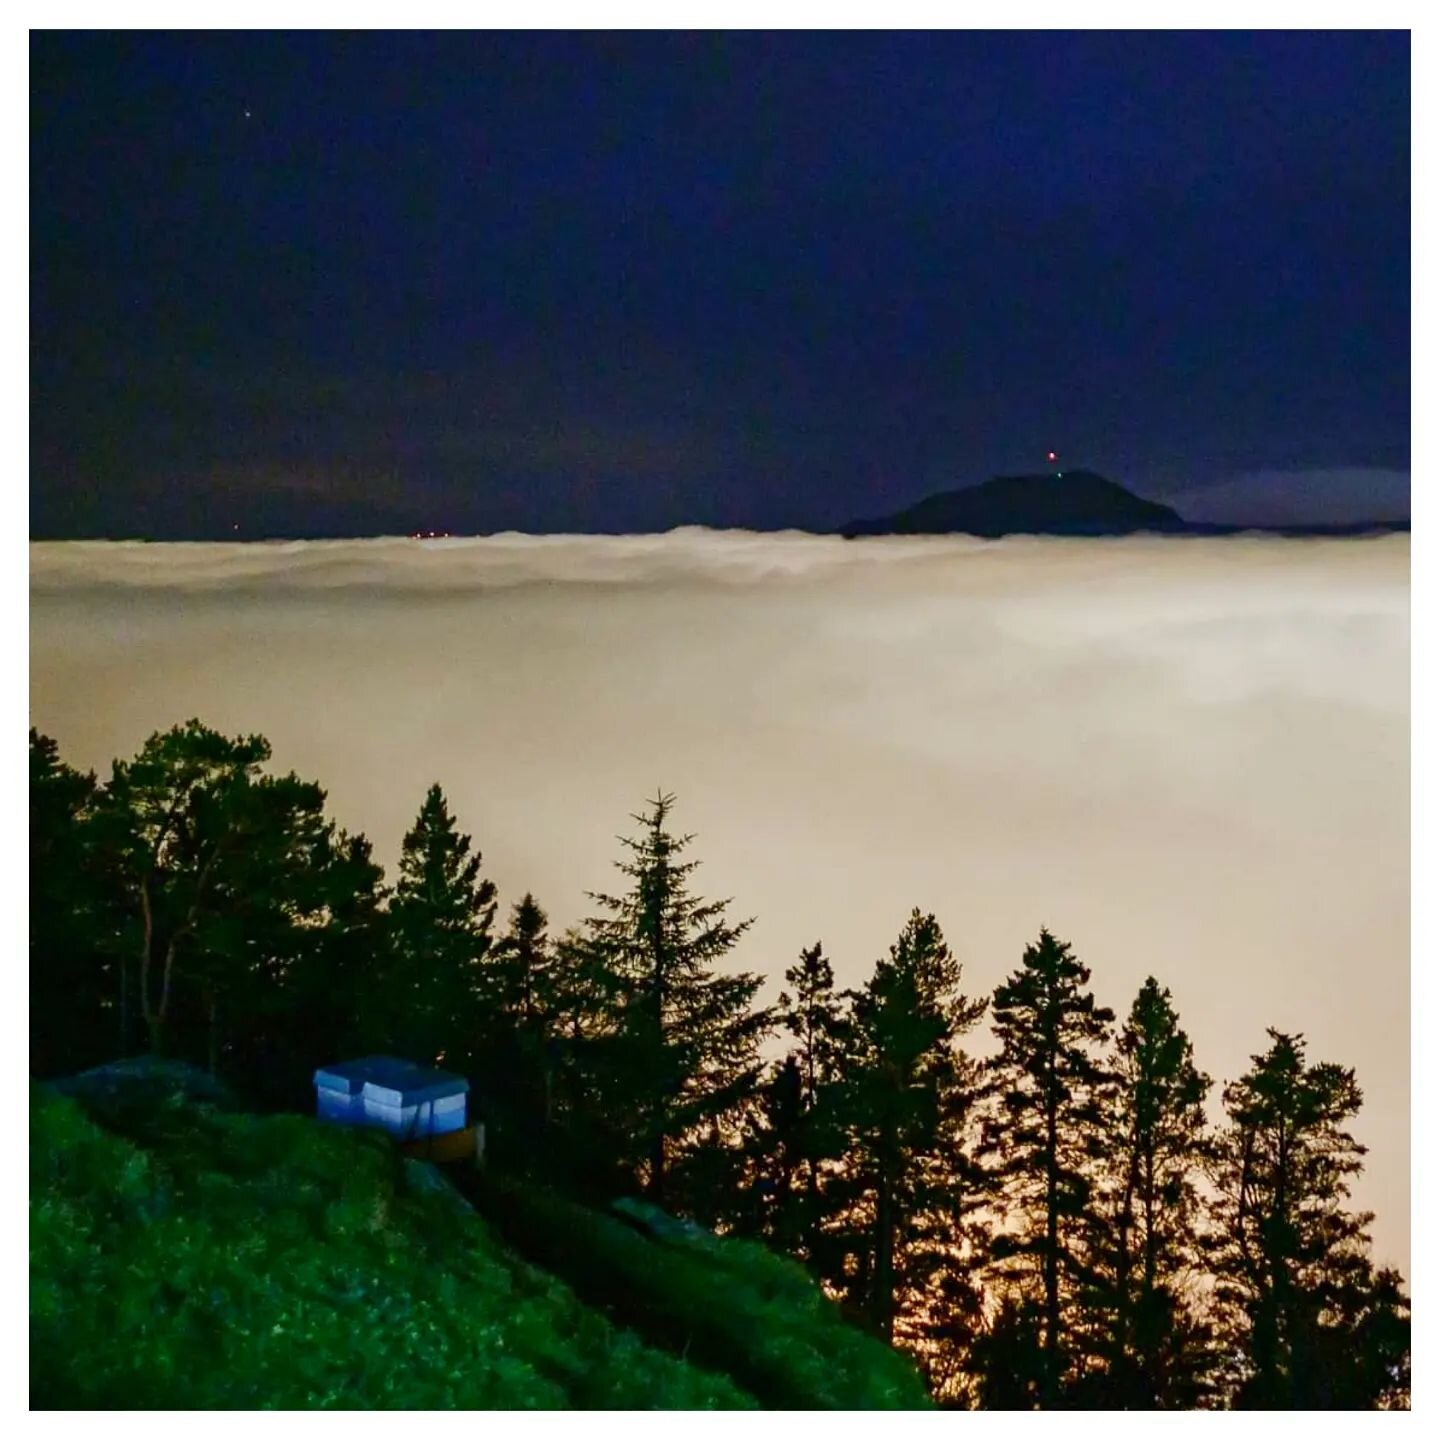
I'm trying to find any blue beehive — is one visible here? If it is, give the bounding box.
[313,1055,469,1141]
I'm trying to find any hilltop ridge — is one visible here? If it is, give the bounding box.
[839,470,1408,539]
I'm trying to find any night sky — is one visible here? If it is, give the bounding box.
[31,30,1410,539]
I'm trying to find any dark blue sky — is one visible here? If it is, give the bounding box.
[31,30,1410,537]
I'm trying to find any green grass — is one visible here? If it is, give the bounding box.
[30,1079,754,1409]
[467,1177,931,1409]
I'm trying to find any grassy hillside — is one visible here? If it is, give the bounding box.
[30,1068,927,1410]
[465,1176,929,1409]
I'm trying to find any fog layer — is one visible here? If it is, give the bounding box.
[30,531,1410,1269]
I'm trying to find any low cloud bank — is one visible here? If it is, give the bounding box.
[29,530,1410,1270]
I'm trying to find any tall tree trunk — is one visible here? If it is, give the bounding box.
[1044,1082,1061,1406]
[207,987,219,1076]
[141,838,224,1059]
[1141,1143,1158,1397]
[1269,1123,1293,1407]
[806,1153,821,1263]
[873,1143,895,1341]
[118,951,129,1059]
[647,887,667,1204]
[148,937,183,1056]
[139,874,156,1052]
[646,976,666,1200]
[1114,1127,1139,1372]
[1142,1148,1157,1293]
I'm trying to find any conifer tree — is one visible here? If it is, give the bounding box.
[186,770,350,1085]
[742,1053,808,1243]
[30,730,107,1075]
[385,783,497,1067]
[981,927,1115,1407]
[581,792,768,1206]
[767,942,849,1262]
[95,721,277,1058]
[1081,977,1217,1407]
[1210,1029,1409,1409]
[507,923,637,1191]
[491,892,552,1030]
[88,721,362,1087]
[970,1297,1049,1410]
[835,909,989,1373]
[1322,1264,1411,1410]
[233,825,387,1105]
[479,893,565,1166]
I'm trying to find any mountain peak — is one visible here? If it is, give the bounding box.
[840,471,1186,538]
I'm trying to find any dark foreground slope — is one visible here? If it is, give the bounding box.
[30,1068,927,1410]
[458,1176,926,1409]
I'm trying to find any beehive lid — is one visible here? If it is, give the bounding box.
[313,1055,469,1104]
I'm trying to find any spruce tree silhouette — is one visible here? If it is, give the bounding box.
[478,893,564,1170]
[386,783,497,1067]
[981,927,1115,1407]
[1080,977,1218,1407]
[1210,1029,1410,1408]
[769,942,850,1265]
[835,910,988,1367]
[490,893,552,1030]
[581,792,768,1205]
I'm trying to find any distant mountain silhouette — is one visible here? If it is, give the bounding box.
[838,471,1409,539]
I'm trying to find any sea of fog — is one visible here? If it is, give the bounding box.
[30,529,1410,1271]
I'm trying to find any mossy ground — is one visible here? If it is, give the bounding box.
[468,1176,931,1409]
[30,1080,751,1409]
[31,1070,928,1409]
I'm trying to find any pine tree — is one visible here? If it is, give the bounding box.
[1081,977,1217,1407]
[385,783,497,1067]
[95,721,275,1058]
[1319,1264,1410,1410]
[981,927,1115,1407]
[1210,1029,1409,1409]
[87,721,364,1091]
[835,909,989,1381]
[581,791,768,1206]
